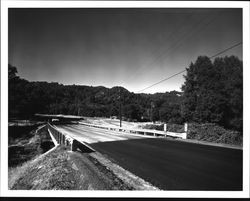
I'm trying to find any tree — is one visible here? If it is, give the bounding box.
[213,56,243,130]
[181,56,243,131]
[123,104,142,121]
[8,64,19,80]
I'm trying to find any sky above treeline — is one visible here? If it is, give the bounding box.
[9,8,242,94]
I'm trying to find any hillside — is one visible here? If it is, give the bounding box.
[9,64,183,123]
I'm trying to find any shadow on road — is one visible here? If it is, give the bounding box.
[90,138,243,190]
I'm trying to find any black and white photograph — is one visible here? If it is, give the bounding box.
[1,0,250,198]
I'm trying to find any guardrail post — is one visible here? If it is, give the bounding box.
[164,124,167,132]
[59,133,62,144]
[184,123,188,133]
[61,134,63,144]
[64,136,67,145]
[71,139,77,151]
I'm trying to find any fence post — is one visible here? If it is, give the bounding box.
[184,122,188,133]
[164,124,167,132]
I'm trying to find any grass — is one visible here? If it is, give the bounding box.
[9,146,75,190]
[8,125,38,145]
[8,124,54,168]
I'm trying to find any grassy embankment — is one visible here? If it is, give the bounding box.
[8,124,54,167]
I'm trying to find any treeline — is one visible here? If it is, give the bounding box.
[8,55,243,131]
[8,64,182,123]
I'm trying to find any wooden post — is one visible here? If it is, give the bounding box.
[164,124,167,132]
[184,123,188,133]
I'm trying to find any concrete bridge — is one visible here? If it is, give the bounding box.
[34,114,84,123]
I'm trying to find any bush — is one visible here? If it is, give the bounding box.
[217,131,243,146]
[142,123,185,133]
[166,123,184,133]
[142,124,164,131]
[187,123,242,145]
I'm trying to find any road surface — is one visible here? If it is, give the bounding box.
[55,124,242,190]
[54,124,154,144]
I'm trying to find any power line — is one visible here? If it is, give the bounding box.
[129,11,221,82]
[127,12,195,80]
[209,42,243,59]
[136,41,242,93]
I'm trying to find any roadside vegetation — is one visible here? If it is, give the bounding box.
[187,123,242,146]
[142,122,242,146]
[8,124,53,167]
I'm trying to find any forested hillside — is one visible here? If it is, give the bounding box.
[8,55,243,132]
[8,64,182,123]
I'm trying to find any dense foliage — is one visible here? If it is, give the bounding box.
[8,64,182,123]
[181,56,243,131]
[187,123,242,146]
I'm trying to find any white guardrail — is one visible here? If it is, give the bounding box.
[79,122,187,139]
[47,122,95,152]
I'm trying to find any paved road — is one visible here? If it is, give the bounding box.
[54,124,154,144]
[55,124,242,190]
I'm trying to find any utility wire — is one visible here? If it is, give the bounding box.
[209,42,243,59]
[128,13,197,81]
[136,41,242,93]
[129,12,220,81]
[127,12,196,81]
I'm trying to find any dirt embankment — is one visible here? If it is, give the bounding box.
[8,124,141,190]
[9,145,134,190]
[8,125,54,167]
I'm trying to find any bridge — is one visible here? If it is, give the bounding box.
[34,113,84,122]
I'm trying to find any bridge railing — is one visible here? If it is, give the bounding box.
[47,122,95,152]
[78,122,187,139]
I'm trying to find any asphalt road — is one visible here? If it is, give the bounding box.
[54,124,154,144]
[55,124,242,190]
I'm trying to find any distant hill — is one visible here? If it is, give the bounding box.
[8,64,183,123]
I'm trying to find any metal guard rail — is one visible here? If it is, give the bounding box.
[79,122,187,139]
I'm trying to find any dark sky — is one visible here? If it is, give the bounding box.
[9,8,242,93]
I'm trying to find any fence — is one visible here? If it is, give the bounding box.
[79,122,187,139]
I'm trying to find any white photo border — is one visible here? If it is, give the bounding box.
[1,0,249,198]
